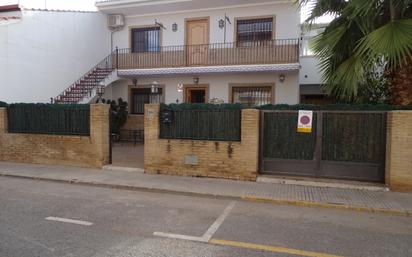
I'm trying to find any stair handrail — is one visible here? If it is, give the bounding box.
[54,49,118,103]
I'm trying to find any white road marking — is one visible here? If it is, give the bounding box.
[153,232,207,242]
[153,201,236,242]
[202,201,236,241]
[45,217,93,226]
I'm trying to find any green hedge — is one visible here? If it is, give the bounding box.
[258,103,412,111]
[7,103,90,135]
[161,103,243,110]
[163,103,412,111]
[0,101,7,108]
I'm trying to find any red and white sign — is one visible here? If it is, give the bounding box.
[297,110,313,133]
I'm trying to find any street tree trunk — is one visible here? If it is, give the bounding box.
[390,59,412,106]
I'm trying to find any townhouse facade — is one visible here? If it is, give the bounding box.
[1,0,324,109]
[96,0,302,112]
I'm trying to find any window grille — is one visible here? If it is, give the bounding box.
[232,86,272,107]
[131,27,160,53]
[236,18,273,46]
[131,88,163,114]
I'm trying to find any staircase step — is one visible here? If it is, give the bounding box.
[53,55,114,104]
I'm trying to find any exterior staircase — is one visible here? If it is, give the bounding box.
[53,53,115,104]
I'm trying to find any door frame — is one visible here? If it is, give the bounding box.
[183,84,210,103]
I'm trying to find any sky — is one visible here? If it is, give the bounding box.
[0,0,97,11]
[0,0,332,23]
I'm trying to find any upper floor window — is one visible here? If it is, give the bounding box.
[236,18,273,46]
[131,27,160,53]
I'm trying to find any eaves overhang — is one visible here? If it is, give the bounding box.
[117,63,300,78]
[96,0,293,16]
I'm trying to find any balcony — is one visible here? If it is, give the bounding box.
[114,39,299,72]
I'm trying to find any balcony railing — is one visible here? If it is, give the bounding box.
[114,39,299,70]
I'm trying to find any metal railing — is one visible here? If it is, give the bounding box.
[115,39,299,70]
[54,52,115,103]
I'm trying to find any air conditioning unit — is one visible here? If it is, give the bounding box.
[107,14,125,29]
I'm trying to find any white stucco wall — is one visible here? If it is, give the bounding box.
[104,2,300,105]
[103,72,299,105]
[112,2,300,49]
[0,10,110,103]
[300,56,322,85]
[299,25,325,85]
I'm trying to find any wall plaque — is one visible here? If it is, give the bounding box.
[184,155,198,165]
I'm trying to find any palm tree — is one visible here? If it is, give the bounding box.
[298,0,412,105]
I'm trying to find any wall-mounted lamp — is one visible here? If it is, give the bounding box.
[193,77,199,84]
[279,74,286,83]
[172,22,178,32]
[151,81,159,94]
[132,78,138,87]
[177,83,183,93]
[97,86,105,102]
[218,19,225,29]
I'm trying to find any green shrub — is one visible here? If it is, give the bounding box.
[108,98,128,135]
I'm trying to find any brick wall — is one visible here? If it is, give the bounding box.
[144,104,259,181]
[386,111,412,191]
[0,104,110,168]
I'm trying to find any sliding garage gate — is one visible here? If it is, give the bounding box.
[260,110,386,183]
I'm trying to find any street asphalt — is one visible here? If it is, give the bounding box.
[0,177,411,257]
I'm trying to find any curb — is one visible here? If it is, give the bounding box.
[241,196,412,217]
[0,173,240,201]
[1,172,411,217]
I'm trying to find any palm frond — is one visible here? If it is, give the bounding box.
[296,0,346,24]
[355,19,412,69]
[322,55,368,100]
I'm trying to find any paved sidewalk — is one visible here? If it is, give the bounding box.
[0,161,411,215]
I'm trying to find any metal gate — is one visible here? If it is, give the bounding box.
[259,110,386,182]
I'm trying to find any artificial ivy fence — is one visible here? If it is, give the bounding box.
[160,104,242,141]
[7,103,90,136]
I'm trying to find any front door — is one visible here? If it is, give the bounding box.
[185,86,207,103]
[186,18,209,66]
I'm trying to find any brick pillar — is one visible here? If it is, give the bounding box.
[0,108,7,134]
[90,104,110,167]
[144,104,160,171]
[240,108,260,178]
[386,111,412,191]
